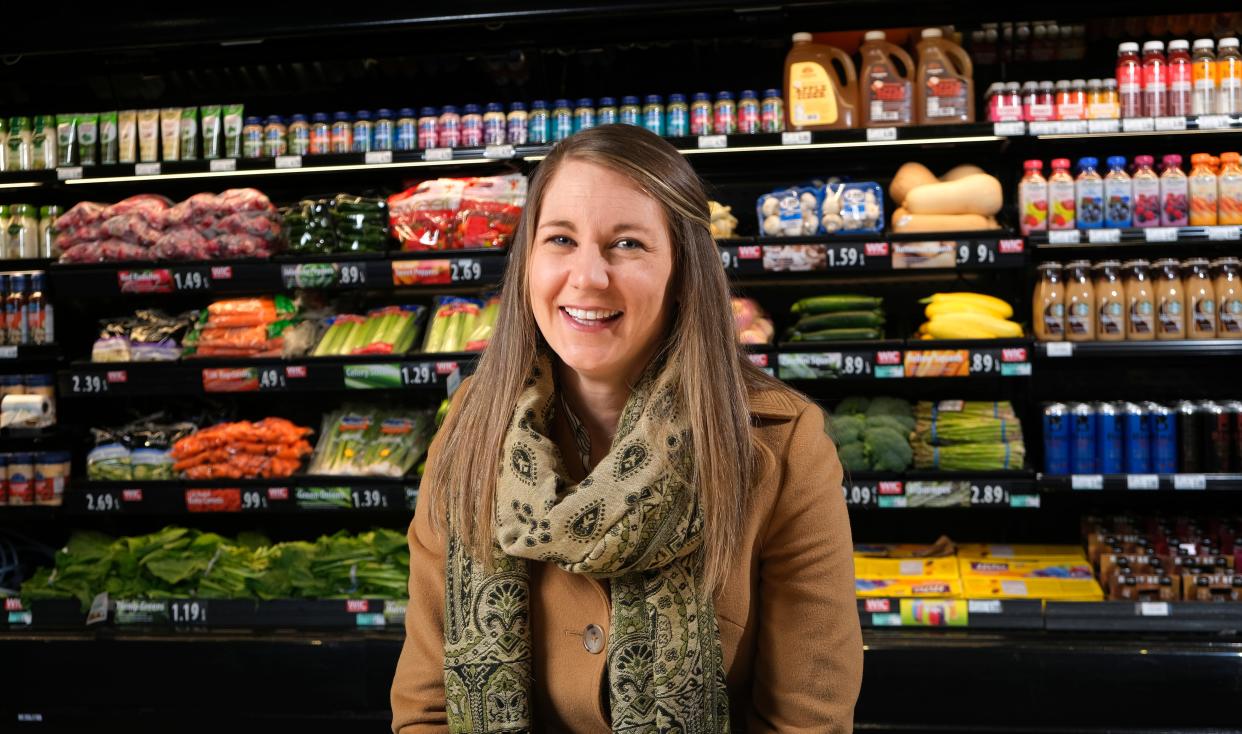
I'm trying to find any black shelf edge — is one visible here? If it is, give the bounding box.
[1038,473,1242,493]
[1021,113,1242,139]
[1029,224,1242,250]
[4,597,407,631]
[719,233,1026,275]
[777,338,1033,381]
[1044,601,1242,633]
[844,472,1038,510]
[66,477,420,516]
[857,597,1044,630]
[1034,339,1242,359]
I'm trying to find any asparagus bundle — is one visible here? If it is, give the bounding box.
[913,440,1027,471]
[914,401,1023,445]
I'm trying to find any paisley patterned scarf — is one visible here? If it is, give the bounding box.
[443,351,731,733]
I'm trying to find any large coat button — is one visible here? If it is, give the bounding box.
[582,624,606,654]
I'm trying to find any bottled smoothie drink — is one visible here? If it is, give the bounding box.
[1192,39,1217,116]
[1153,258,1187,340]
[1117,42,1143,118]
[1076,157,1105,229]
[1213,257,1242,339]
[1105,156,1133,228]
[1094,260,1127,341]
[1065,260,1097,342]
[1049,158,1076,230]
[1160,154,1189,226]
[1218,38,1242,114]
[1131,155,1161,228]
[1219,152,1242,225]
[1123,259,1156,341]
[1189,153,1218,226]
[1167,40,1193,117]
[1019,159,1049,235]
[1033,262,1066,341]
[1185,258,1218,339]
[1142,41,1168,117]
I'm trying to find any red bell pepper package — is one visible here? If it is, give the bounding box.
[457,174,527,249]
[388,177,467,251]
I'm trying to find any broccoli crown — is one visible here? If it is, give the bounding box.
[863,426,913,472]
[866,396,913,419]
[837,441,870,473]
[829,415,865,446]
[834,396,871,418]
[865,414,915,435]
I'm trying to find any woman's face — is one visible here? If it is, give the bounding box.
[529,159,675,385]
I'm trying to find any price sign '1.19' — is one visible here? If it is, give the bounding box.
[169,600,207,625]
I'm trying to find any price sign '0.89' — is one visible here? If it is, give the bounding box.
[969,351,1000,375]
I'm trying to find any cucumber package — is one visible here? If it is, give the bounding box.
[786,294,885,342]
[284,194,390,254]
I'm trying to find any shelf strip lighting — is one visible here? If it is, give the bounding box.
[62,157,499,185]
[0,181,43,189]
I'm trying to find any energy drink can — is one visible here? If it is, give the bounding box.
[1176,400,1202,471]
[1147,402,1178,474]
[1043,402,1071,475]
[1123,401,1152,473]
[1096,401,1125,474]
[1199,401,1232,472]
[1223,401,1242,472]
[1069,402,1097,474]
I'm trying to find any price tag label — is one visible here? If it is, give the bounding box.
[351,488,391,510]
[1155,116,1188,131]
[992,121,1026,136]
[241,488,269,510]
[840,352,873,377]
[423,147,452,161]
[1087,228,1122,244]
[258,366,287,390]
[209,158,237,172]
[968,350,1001,375]
[1145,227,1179,243]
[823,244,867,269]
[1027,121,1058,136]
[1126,474,1160,490]
[1048,230,1081,244]
[696,134,727,149]
[364,150,393,165]
[1071,474,1104,490]
[275,155,303,169]
[56,166,84,180]
[168,600,208,625]
[1196,114,1230,130]
[401,362,439,386]
[780,130,811,145]
[1172,474,1207,490]
[135,162,161,176]
[1056,121,1088,135]
[1045,341,1074,357]
[719,248,738,272]
[338,262,367,286]
[449,258,482,282]
[1122,117,1156,133]
[970,483,1010,506]
[1207,226,1241,241]
[1139,601,1170,617]
[955,241,998,266]
[483,144,516,159]
[969,600,1004,614]
[1087,119,1120,134]
[865,127,897,142]
[0,346,17,359]
[83,488,122,512]
[1009,494,1042,508]
[842,484,877,508]
[172,268,211,291]
[70,373,110,394]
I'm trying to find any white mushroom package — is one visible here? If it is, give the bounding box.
[756,181,884,237]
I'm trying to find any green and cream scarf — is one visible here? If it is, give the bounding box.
[444,351,731,733]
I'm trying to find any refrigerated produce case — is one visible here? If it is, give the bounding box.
[4,4,1242,733]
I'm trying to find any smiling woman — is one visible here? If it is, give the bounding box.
[392,125,862,734]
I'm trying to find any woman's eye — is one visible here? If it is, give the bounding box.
[548,235,574,246]
[614,238,644,250]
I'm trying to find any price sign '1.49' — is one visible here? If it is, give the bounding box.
[173,269,211,292]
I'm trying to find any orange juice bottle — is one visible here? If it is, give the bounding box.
[915,28,975,124]
[785,32,859,130]
[1189,153,1218,226]
[1219,152,1242,225]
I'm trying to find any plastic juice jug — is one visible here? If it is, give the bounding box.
[1048,158,1076,230]
[1019,160,1049,235]
[915,28,975,124]
[858,30,915,127]
[1218,38,1242,115]
[1131,155,1161,228]
[1104,156,1133,228]
[1167,40,1193,117]
[1189,153,1218,226]
[785,32,859,130]
[1159,154,1189,226]
[1192,39,1217,116]
[1117,42,1142,118]
[1142,41,1168,117]
[1076,157,1105,229]
[1219,152,1242,225]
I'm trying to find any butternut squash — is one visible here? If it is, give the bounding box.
[903,173,1003,216]
[939,164,986,181]
[889,162,938,204]
[891,208,997,233]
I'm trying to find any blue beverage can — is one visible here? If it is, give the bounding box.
[596,97,618,126]
[1069,402,1097,474]
[1123,401,1152,473]
[573,98,596,133]
[666,93,689,137]
[1148,401,1178,474]
[373,109,395,151]
[1042,402,1071,475]
[619,96,641,126]
[642,95,664,136]
[551,99,574,142]
[1095,401,1125,474]
[528,101,550,144]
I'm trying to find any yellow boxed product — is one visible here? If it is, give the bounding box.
[962,576,1104,601]
[958,558,1096,580]
[855,577,963,598]
[853,537,956,558]
[956,543,1086,560]
[856,557,960,578]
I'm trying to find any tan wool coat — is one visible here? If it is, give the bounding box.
[392,382,863,733]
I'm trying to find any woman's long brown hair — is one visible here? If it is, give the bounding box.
[423,124,792,592]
